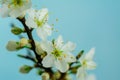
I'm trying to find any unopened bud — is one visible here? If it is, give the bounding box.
[19,65,32,74]
[41,72,50,80]
[65,75,72,80]
[11,27,23,35]
[35,41,44,55]
[6,41,19,51]
[20,38,29,47]
[54,72,61,79]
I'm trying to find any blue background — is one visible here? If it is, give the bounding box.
[0,0,120,80]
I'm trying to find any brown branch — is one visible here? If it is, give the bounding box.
[17,17,42,64]
[17,54,36,62]
[17,17,54,78]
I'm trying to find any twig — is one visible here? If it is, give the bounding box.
[17,17,54,78]
[17,54,36,62]
[17,17,42,63]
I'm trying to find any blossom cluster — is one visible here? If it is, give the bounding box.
[0,0,97,80]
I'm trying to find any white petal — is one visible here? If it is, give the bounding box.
[62,41,76,52]
[9,0,31,18]
[85,48,95,61]
[40,41,53,53]
[76,67,87,80]
[86,74,96,80]
[38,8,48,21]
[86,61,96,70]
[42,54,55,67]
[26,8,36,19]
[9,9,21,18]
[25,17,37,28]
[37,27,50,40]
[43,24,52,36]
[55,35,64,49]
[65,53,76,63]
[0,4,10,17]
[55,58,69,73]
[20,0,32,11]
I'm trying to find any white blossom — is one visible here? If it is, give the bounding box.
[0,0,32,18]
[41,35,76,73]
[25,8,52,40]
[76,48,96,80]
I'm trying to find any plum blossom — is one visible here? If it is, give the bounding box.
[76,48,96,80]
[0,0,32,18]
[40,35,76,73]
[25,8,52,40]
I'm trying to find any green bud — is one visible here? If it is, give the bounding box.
[19,65,32,74]
[41,72,50,80]
[11,27,23,35]
[76,50,84,59]
[54,72,61,79]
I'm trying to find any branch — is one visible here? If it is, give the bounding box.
[17,17,42,63]
[17,54,36,62]
[17,17,53,76]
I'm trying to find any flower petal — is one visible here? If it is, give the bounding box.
[25,16,37,28]
[0,4,10,17]
[86,61,96,70]
[26,8,36,19]
[55,58,69,73]
[40,41,53,53]
[42,54,55,67]
[65,53,76,63]
[85,48,95,61]
[86,74,96,80]
[55,35,64,49]
[76,67,87,80]
[62,41,76,52]
[37,8,48,21]
[36,25,51,40]
[9,0,32,18]
[43,24,52,36]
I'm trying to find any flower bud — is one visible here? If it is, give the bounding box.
[11,27,23,35]
[19,65,32,74]
[20,38,29,47]
[35,41,44,55]
[6,41,19,51]
[41,72,50,80]
[54,72,61,79]
[65,75,72,80]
